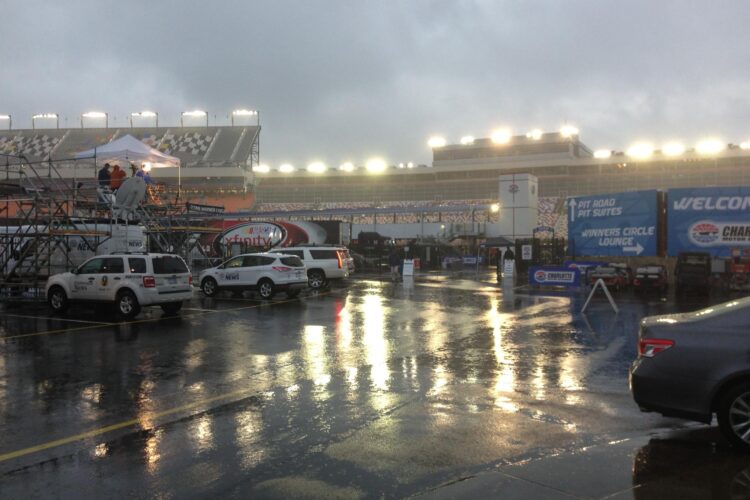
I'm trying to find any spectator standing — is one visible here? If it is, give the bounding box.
[389,247,401,282]
[97,163,111,187]
[110,164,126,191]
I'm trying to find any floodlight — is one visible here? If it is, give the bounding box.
[81,111,108,128]
[407,162,414,169]
[181,109,208,127]
[491,129,512,145]
[279,163,295,173]
[253,164,270,173]
[307,161,327,174]
[662,142,686,156]
[339,162,355,172]
[460,135,475,145]
[627,142,654,159]
[142,162,152,172]
[526,129,543,140]
[231,109,259,126]
[365,158,387,174]
[130,110,159,127]
[696,138,724,155]
[593,149,612,159]
[490,203,500,213]
[741,141,750,150]
[0,114,10,130]
[560,125,579,138]
[31,113,59,129]
[427,136,446,148]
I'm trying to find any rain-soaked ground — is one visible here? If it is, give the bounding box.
[1,271,749,499]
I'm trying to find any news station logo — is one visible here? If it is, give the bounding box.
[534,270,575,283]
[689,221,720,245]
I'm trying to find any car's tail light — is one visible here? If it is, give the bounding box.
[638,338,674,358]
[143,276,156,288]
[188,275,193,285]
[633,279,641,286]
[336,251,343,269]
[272,266,292,272]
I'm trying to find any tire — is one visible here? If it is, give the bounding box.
[115,289,141,319]
[201,277,218,297]
[718,381,750,451]
[308,270,326,290]
[48,286,69,314]
[286,289,300,299]
[258,279,275,300]
[160,302,183,314]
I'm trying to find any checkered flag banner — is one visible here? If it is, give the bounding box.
[23,135,60,158]
[140,133,162,148]
[166,132,213,156]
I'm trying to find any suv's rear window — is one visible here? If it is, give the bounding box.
[310,250,339,260]
[152,255,188,274]
[128,257,146,274]
[280,256,304,267]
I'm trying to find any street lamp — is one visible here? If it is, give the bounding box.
[181,110,208,127]
[130,110,158,127]
[32,113,59,130]
[0,115,10,130]
[231,109,259,126]
[81,111,108,129]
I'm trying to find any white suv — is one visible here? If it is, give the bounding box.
[198,252,307,299]
[270,246,354,290]
[46,253,193,319]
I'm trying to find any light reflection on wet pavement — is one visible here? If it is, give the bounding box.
[0,272,749,498]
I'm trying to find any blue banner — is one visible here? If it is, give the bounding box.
[529,266,581,287]
[668,187,750,257]
[568,190,658,257]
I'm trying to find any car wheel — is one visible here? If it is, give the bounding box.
[258,279,275,300]
[48,286,69,314]
[201,277,218,297]
[308,270,326,290]
[286,289,300,299]
[116,290,141,320]
[718,381,750,451]
[160,302,183,314]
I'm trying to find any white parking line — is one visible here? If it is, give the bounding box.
[1,313,114,326]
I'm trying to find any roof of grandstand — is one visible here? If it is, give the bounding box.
[0,126,259,167]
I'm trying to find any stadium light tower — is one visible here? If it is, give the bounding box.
[0,114,10,130]
[427,136,446,148]
[231,109,259,126]
[32,113,59,130]
[130,111,158,128]
[81,111,108,129]
[181,109,208,127]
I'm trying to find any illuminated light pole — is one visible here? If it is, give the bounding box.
[560,124,579,138]
[231,109,259,126]
[32,113,59,130]
[593,149,612,159]
[81,111,108,129]
[491,129,512,144]
[427,136,446,148]
[181,109,208,127]
[130,110,158,128]
[365,158,387,174]
[626,142,654,159]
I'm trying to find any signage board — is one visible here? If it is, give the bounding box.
[521,244,533,261]
[667,187,750,257]
[568,190,658,257]
[402,259,415,276]
[529,266,581,287]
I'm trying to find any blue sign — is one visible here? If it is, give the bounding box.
[668,187,750,257]
[568,190,658,257]
[529,266,581,287]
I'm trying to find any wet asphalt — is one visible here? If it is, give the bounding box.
[1,271,749,499]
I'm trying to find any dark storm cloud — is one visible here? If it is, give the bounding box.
[3,0,750,165]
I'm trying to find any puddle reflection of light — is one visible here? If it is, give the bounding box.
[423,303,448,352]
[144,429,162,473]
[362,295,390,391]
[276,351,296,388]
[189,414,215,452]
[234,409,267,471]
[487,297,516,394]
[532,365,546,400]
[303,325,330,393]
[92,442,108,458]
[184,338,207,370]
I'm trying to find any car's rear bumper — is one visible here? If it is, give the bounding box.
[629,359,712,424]
[142,288,193,305]
[276,281,308,290]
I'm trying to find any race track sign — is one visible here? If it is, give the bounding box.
[568,190,658,257]
[668,186,750,257]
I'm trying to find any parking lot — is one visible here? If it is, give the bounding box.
[1,271,749,498]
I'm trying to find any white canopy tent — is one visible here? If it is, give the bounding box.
[75,134,180,168]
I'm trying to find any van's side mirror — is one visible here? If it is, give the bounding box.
[70,267,78,274]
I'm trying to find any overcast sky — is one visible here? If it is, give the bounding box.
[4,0,750,166]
